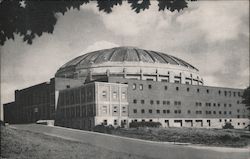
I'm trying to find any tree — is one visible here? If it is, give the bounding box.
[0,0,196,45]
[242,86,250,111]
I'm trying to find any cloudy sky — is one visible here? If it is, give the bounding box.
[1,1,249,108]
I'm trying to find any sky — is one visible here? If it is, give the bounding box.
[0,1,249,116]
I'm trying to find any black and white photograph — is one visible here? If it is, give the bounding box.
[0,0,249,159]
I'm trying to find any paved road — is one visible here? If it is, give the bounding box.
[11,124,249,159]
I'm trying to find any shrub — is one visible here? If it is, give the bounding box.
[222,122,234,129]
[129,121,162,128]
[93,124,114,134]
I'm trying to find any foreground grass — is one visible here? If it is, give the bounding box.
[111,127,250,148]
[0,126,151,159]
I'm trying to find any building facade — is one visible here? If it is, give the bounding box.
[3,47,249,130]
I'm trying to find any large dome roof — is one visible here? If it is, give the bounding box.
[55,46,203,85]
[58,46,197,71]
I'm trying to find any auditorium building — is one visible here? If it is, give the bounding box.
[3,47,249,130]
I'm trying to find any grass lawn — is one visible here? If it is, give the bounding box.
[0,126,151,159]
[111,127,250,147]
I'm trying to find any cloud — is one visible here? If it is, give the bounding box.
[1,0,249,108]
[83,41,119,53]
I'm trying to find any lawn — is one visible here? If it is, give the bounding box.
[111,127,250,147]
[0,126,151,159]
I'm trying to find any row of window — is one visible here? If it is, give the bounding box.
[101,90,126,99]
[133,109,236,115]
[131,83,242,97]
[133,100,236,107]
[133,99,181,105]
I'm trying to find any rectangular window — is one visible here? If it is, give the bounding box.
[149,109,152,113]
[113,106,118,113]
[165,86,168,90]
[139,84,143,90]
[113,92,117,99]
[141,109,145,113]
[163,110,166,114]
[141,100,145,104]
[102,91,107,98]
[102,106,107,114]
[122,106,126,113]
[114,120,117,125]
[103,120,107,125]
[133,99,137,104]
[150,100,154,105]
[156,100,160,104]
[167,110,170,113]
[132,84,136,90]
[122,92,126,99]
[156,110,160,114]
[176,87,179,91]
[148,84,152,89]
[163,101,166,105]
[133,109,137,113]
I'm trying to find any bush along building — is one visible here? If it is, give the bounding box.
[3,47,249,130]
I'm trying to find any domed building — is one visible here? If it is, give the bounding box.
[3,47,249,130]
[56,47,203,85]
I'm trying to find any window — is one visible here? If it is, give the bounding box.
[113,106,118,113]
[174,110,178,114]
[132,84,136,90]
[224,91,227,96]
[149,119,153,122]
[174,101,178,106]
[229,111,232,115]
[163,110,166,114]
[218,103,220,107]
[224,103,227,107]
[213,111,216,114]
[163,101,166,105]
[114,120,117,125]
[187,87,190,92]
[102,106,107,114]
[167,101,170,105]
[150,100,154,105]
[139,84,143,90]
[147,78,153,81]
[165,86,168,90]
[149,109,152,113]
[165,120,169,123]
[213,103,216,107]
[233,92,236,97]
[237,115,240,118]
[133,99,137,104]
[178,101,181,105]
[218,90,221,95]
[156,100,160,105]
[148,85,152,89]
[176,87,179,91]
[178,110,181,114]
[156,110,160,114]
[66,85,70,88]
[103,120,107,125]
[187,110,191,114]
[102,91,107,98]
[167,110,170,113]
[197,88,200,93]
[219,119,222,122]
[122,92,126,99]
[229,119,232,122]
[229,104,232,107]
[206,89,209,93]
[219,111,221,114]
[238,92,241,97]
[113,92,117,99]
[237,109,240,113]
[122,107,126,113]
[133,109,137,113]
[141,109,145,113]
[141,100,145,104]
[224,111,227,115]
